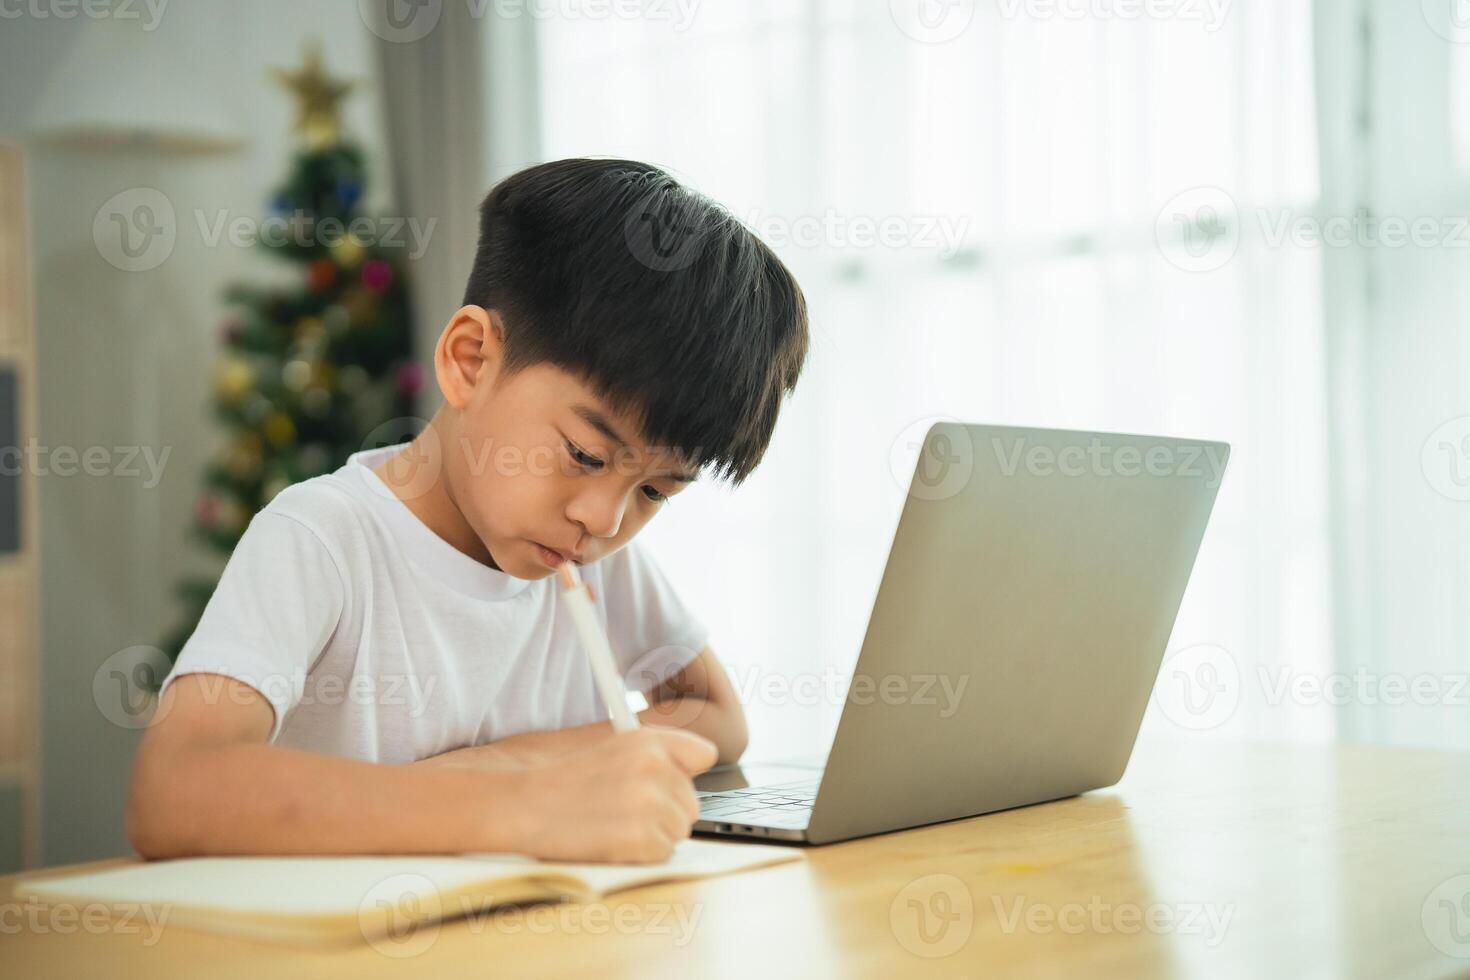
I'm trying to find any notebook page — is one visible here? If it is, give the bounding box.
[525,839,800,895]
[17,840,800,919]
[18,855,542,917]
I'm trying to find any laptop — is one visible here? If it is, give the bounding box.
[693,422,1230,844]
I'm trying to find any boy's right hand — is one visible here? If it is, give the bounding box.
[513,726,717,864]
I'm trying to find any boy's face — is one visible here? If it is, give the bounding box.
[446,356,698,580]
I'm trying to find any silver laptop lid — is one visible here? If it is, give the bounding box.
[805,423,1229,844]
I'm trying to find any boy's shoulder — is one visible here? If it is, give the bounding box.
[253,464,377,553]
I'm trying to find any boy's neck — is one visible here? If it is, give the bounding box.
[371,428,504,572]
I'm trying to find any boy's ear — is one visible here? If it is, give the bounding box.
[434,305,506,409]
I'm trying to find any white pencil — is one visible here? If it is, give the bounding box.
[557,561,640,733]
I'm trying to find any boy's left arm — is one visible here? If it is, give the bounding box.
[638,645,748,764]
[417,646,748,770]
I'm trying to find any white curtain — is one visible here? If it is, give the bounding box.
[1316,0,1470,750]
[529,0,1470,756]
[372,4,544,413]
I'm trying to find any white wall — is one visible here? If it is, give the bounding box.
[0,0,396,863]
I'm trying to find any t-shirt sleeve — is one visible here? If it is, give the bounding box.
[597,539,710,693]
[159,510,346,742]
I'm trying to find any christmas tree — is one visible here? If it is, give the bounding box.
[161,44,421,660]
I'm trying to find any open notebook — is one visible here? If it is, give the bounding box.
[16,839,801,946]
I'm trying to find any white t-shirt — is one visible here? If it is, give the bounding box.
[160,445,709,764]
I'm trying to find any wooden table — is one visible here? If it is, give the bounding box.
[4,740,1470,979]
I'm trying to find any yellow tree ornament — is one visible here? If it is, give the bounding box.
[272,43,353,150]
[214,356,255,402]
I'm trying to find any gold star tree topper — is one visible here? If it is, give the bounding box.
[272,43,353,149]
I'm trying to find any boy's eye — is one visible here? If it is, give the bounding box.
[565,440,668,503]
[566,442,604,470]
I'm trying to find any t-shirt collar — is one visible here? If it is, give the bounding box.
[343,445,535,601]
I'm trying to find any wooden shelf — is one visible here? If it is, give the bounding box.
[0,141,41,870]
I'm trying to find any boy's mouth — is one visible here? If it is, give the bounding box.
[533,541,582,566]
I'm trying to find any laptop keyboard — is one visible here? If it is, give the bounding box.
[696,779,819,829]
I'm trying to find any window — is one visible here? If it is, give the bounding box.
[537,0,1329,755]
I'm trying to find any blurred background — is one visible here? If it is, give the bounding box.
[0,0,1466,870]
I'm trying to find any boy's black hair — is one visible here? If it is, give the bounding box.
[462,158,808,486]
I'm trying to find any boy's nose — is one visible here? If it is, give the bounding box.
[567,489,627,540]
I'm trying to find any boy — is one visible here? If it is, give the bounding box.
[126,159,809,864]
